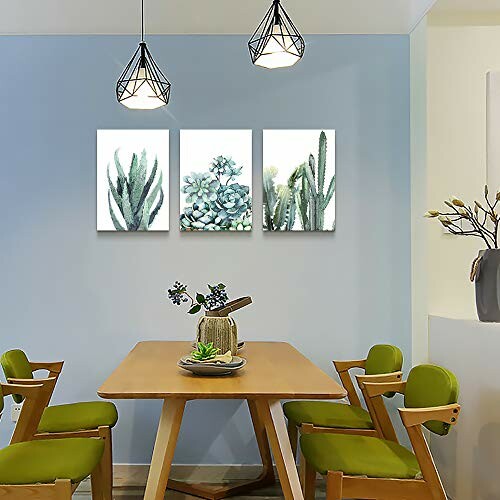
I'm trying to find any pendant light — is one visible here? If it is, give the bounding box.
[248,0,305,70]
[116,0,171,109]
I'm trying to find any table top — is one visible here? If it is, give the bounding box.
[98,341,346,400]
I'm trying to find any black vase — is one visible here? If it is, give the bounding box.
[475,249,500,322]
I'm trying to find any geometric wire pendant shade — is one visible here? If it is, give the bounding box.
[116,0,171,109]
[248,0,305,70]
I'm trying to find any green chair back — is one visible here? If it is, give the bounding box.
[1,350,33,404]
[365,344,403,375]
[404,364,459,436]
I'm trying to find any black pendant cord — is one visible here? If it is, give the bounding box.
[141,0,145,42]
[273,0,280,24]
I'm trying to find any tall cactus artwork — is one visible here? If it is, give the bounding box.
[263,130,336,231]
[97,130,169,231]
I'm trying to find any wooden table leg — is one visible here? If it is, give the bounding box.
[144,398,186,500]
[256,399,304,500]
[247,399,275,484]
[167,399,275,499]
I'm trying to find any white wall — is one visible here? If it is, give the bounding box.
[427,24,500,319]
[410,18,429,364]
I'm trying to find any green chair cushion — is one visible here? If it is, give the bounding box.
[284,401,374,430]
[1,350,33,404]
[300,433,421,479]
[365,344,403,375]
[0,438,104,485]
[404,364,459,436]
[38,402,118,433]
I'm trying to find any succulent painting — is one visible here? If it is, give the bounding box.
[107,148,164,231]
[180,155,252,231]
[263,131,335,231]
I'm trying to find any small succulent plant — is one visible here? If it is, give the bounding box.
[180,203,221,231]
[107,149,164,231]
[167,282,229,314]
[212,183,251,225]
[230,215,252,231]
[181,172,220,206]
[191,342,220,361]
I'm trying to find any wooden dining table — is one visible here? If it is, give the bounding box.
[98,341,346,500]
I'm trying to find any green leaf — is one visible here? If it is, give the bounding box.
[121,181,135,230]
[147,170,163,209]
[149,187,164,227]
[188,304,202,314]
[317,131,327,195]
[114,149,127,184]
[128,153,138,185]
[263,167,278,230]
[107,163,122,212]
[108,191,125,231]
[323,174,336,210]
[196,293,206,303]
[131,150,147,215]
[138,199,151,231]
[135,156,158,217]
[273,185,292,230]
[286,194,297,230]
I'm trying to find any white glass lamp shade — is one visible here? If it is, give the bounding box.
[254,24,301,69]
[121,67,165,110]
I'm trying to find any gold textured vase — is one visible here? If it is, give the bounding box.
[196,314,238,355]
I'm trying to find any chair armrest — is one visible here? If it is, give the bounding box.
[1,382,44,399]
[355,371,403,389]
[399,404,461,428]
[364,381,407,398]
[30,361,64,376]
[7,376,57,386]
[333,359,366,373]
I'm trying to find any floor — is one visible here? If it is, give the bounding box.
[76,479,327,499]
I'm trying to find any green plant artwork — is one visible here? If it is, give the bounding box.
[107,148,164,231]
[97,130,169,231]
[263,130,336,231]
[180,130,253,231]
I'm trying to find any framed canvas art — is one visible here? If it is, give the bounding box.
[180,130,252,231]
[263,130,336,231]
[97,130,169,231]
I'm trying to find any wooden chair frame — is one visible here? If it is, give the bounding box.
[0,382,103,500]
[302,380,461,500]
[287,356,403,458]
[5,359,113,500]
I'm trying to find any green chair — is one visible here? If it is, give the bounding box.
[1,349,118,500]
[284,344,403,457]
[300,364,460,500]
[0,380,105,499]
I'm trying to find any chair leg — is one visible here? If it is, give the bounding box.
[54,479,72,499]
[326,471,343,500]
[91,461,105,500]
[287,419,298,460]
[302,456,317,500]
[98,426,113,500]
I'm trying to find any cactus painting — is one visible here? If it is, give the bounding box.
[180,130,252,231]
[97,130,169,231]
[263,130,336,231]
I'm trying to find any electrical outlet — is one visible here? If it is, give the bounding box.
[11,403,23,423]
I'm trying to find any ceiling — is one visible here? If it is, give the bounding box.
[432,0,500,12]
[0,0,437,35]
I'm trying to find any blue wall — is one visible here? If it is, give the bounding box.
[0,35,410,464]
